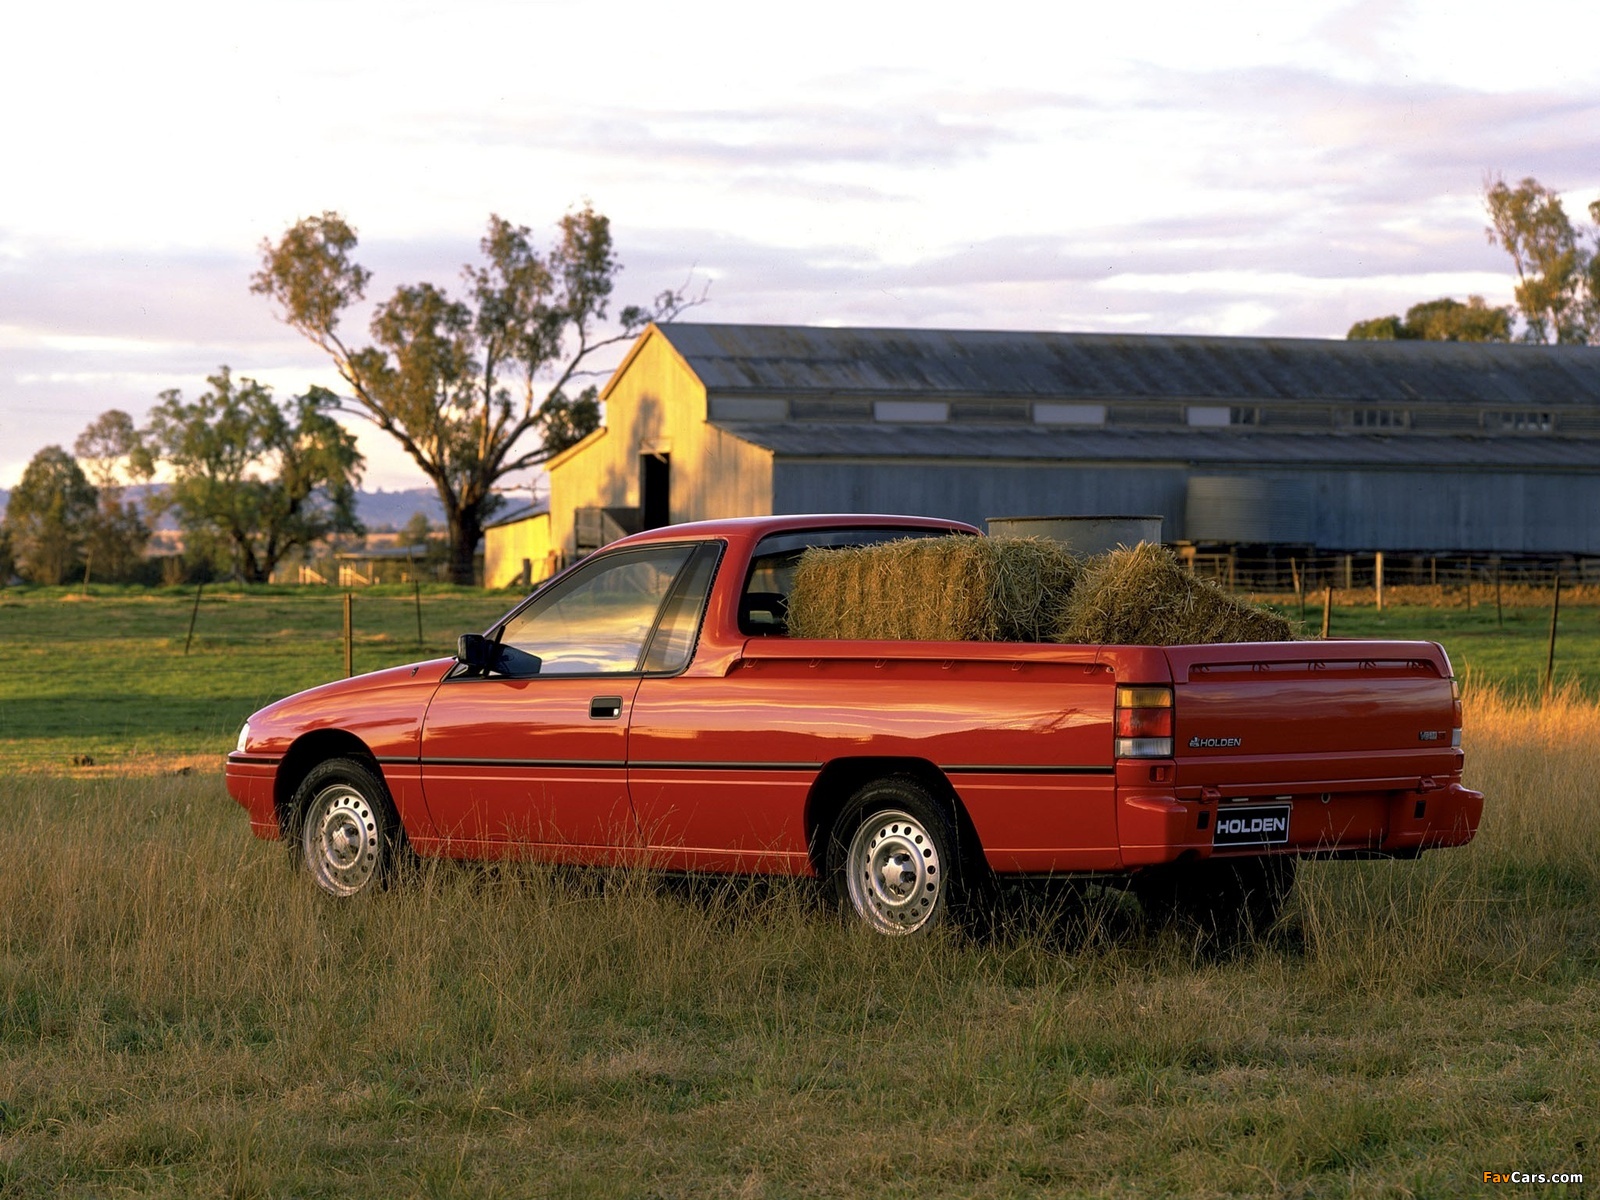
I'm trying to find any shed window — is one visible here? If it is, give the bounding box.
[1034,403,1106,426]
[1347,408,1409,429]
[1185,406,1257,427]
[1485,410,1553,433]
[873,400,949,423]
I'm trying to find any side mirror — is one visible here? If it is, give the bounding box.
[456,633,499,672]
[455,633,542,677]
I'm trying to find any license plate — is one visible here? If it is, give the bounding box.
[1212,804,1291,848]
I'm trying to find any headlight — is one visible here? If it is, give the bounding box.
[236,722,251,754]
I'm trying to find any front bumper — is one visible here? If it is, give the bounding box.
[224,754,280,840]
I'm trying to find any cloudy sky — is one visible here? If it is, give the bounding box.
[3,0,1598,489]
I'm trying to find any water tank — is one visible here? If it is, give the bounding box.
[1184,476,1309,543]
[985,514,1163,555]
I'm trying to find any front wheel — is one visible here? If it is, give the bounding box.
[827,778,962,935]
[291,757,405,897]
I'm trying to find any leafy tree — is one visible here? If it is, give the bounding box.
[74,409,140,492]
[4,446,98,584]
[1347,296,1512,342]
[74,409,150,582]
[253,208,695,583]
[401,510,444,554]
[1346,315,1407,341]
[1480,174,1600,344]
[1483,175,1599,344]
[136,367,364,583]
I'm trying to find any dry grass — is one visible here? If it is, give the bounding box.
[787,536,1080,642]
[1,688,1596,1196]
[1059,542,1297,646]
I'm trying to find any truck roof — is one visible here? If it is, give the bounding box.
[603,513,981,550]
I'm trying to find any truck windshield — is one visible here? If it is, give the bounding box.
[739,527,966,636]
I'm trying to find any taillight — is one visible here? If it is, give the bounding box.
[1450,678,1462,747]
[1115,685,1174,758]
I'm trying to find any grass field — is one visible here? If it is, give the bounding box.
[0,689,1595,1196]
[0,584,1596,1195]
[1,583,1595,773]
[0,585,515,774]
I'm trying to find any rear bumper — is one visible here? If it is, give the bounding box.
[1380,781,1483,853]
[1118,779,1483,866]
[225,755,280,840]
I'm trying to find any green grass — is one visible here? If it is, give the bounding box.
[0,585,516,772]
[1267,597,1600,700]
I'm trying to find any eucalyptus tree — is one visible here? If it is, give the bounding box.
[253,207,693,583]
[3,446,98,584]
[1484,175,1600,344]
[73,409,150,581]
[137,368,363,583]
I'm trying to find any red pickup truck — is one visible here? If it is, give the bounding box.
[226,514,1482,936]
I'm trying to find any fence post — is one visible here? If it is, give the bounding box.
[1321,584,1333,639]
[413,580,424,646]
[184,583,204,655]
[1375,551,1384,613]
[1544,571,1561,697]
[1465,557,1472,610]
[1343,554,1353,591]
[343,592,354,678]
[1495,566,1503,630]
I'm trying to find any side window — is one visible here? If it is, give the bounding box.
[500,545,694,674]
[739,527,966,636]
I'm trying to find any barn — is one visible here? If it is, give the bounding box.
[543,322,1600,568]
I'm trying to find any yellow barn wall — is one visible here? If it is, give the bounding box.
[547,327,773,555]
[483,512,553,588]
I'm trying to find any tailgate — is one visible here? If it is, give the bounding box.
[1164,640,1461,798]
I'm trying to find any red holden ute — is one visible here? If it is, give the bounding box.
[227,515,1482,936]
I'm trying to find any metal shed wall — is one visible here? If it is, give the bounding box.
[770,460,1190,538]
[770,460,1600,553]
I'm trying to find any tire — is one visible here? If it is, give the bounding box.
[290,757,405,898]
[826,777,963,936]
[1134,856,1297,944]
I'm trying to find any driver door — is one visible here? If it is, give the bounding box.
[420,543,699,857]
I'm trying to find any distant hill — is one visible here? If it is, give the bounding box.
[0,485,447,530]
[354,487,446,530]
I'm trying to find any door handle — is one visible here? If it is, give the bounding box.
[590,696,624,720]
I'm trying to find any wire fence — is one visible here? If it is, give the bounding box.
[1185,550,1600,601]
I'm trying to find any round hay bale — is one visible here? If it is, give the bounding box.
[786,535,1081,642]
[1056,542,1295,646]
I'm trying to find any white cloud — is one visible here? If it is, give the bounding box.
[4,0,1600,485]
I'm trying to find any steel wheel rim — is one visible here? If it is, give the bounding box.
[845,809,942,934]
[304,784,380,896]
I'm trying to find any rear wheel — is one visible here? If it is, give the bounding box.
[827,778,962,935]
[290,757,405,897]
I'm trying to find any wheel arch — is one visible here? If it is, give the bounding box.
[802,756,985,877]
[274,729,383,837]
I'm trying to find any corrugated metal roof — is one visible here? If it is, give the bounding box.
[484,499,550,529]
[660,322,1600,407]
[716,422,1600,468]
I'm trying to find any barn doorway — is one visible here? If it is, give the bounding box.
[641,452,671,529]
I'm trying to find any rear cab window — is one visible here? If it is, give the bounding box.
[739,526,970,636]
